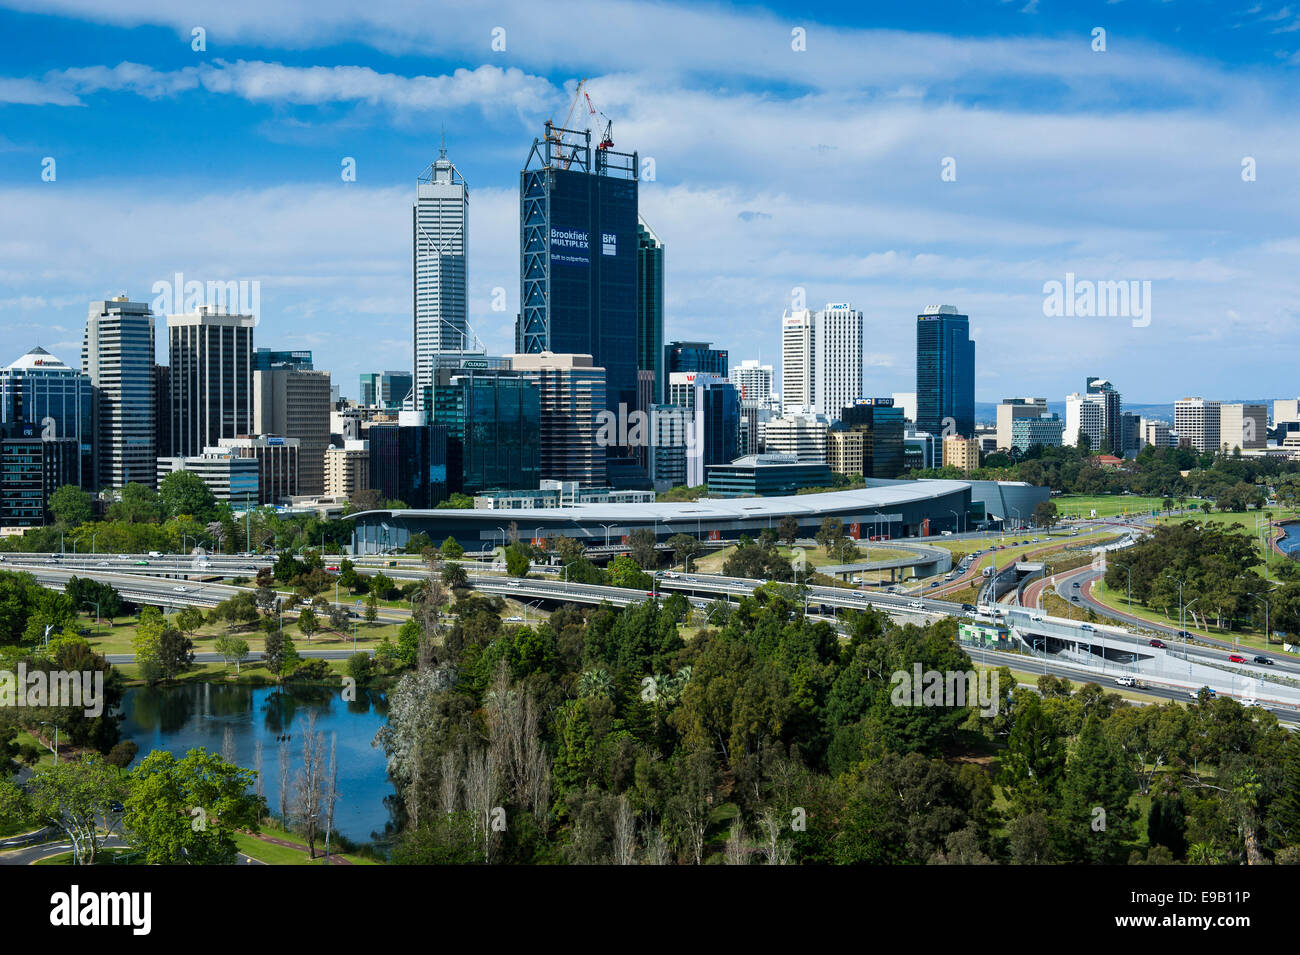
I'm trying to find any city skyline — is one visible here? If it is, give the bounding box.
[3,2,1299,401]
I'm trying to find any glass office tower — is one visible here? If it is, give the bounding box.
[915,305,974,438]
[517,122,640,480]
[433,369,541,495]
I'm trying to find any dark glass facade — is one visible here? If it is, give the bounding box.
[366,423,449,509]
[433,371,541,495]
[0,429,79,526]
[699,381,740,468]
[916,311,974,438]
[637,220,665,402]
[841,400,906,479]
[665,341,728,380]
[253,349,313,371]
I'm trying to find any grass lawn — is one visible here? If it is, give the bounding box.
[34,848,132,865]
[233,820,381,865]
[1056,493,1203,519]
[79,611,398,659]
[1086,584,1286,654]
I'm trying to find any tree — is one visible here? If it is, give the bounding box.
[439,536,465,560]
[779,515,800,546]
[505,542,532,578]
[48,485,92,528]
[175,606,205,638]
[364,591,379,624]
[297,607,320,641]
[26,756,127,865]
[816,516,844,556]
[107,482,160,523]
[157,624,195,679]
[263,625,299,681]
[214,635,249,674]
[158,469,218,521]
[124,748,261,864]
[628,528,658,569]
[441,561,469,590]
[607,554,653,590]
[1032,500,1058,529]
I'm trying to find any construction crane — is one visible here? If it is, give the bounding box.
[584,90,614,150]
[547,78,587,168]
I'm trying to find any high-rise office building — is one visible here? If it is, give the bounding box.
[637,217,665,403]
[1010,414,1065,453]
[0,346,94,489]
[1064,392,1107,451]
[1085,377,1123,455]
[324,440,370,500]
[942,435,980,473]
[366,423,449,509]
[665,341,728,381]
[83,296,156,489]
[254,367,332,497]
[781,309,814,415]
[167,307,255,458]
[732,359,774,408]
[813,303,863,420]
[995,398,1049,451]
[1219,403,1266,452]
[840,399,905,478]
[0,427,78,527]
[764,415,828,463]
[413,143,469,415]
[517,122,640,477]
[360,371,415,411]
[152,364,171,459]
[915,305,974,438]
[432,366,541,495]
[686,375,740,488]
[1174,398,1221,453]
[508,352,607,487]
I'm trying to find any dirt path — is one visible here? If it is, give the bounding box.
[244,830,355,865]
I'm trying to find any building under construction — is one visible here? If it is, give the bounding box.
[516,100,642,483]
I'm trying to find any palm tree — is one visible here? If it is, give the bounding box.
[577,668,612,699]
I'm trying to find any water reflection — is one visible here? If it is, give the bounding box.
[120,682,397,845]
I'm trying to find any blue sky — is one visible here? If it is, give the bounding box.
[1,0,1298,404]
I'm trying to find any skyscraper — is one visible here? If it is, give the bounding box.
[360,370,414,411]
[254,367,332,497]
[915,305,974,438]
[1064,392,1107,451]
[83,296,156,489]
[781,309,814,415]
[665,341,728,380]
[0,346,94,489]
[1085,377,1123,455]
[508,352,607,487]
[637,217,665,403]
[432,366,540,495]
[813,303,863,419]
[516,121,639,478]
[413,142,469,415]
[732,360,774,407]
[1174,397,1221,453]
[167,307,255,458]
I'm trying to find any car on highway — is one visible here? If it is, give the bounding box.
[1071,581,1080,588]
[97,561,109,567]
[1148,638,1167,648]
[1254,656,1274,665]
[1079,623,1095,632]
[1241,698,1262,708]
[173,586,187,593]
[1114,676,1138,687]
[960,603,975,612]
[116,554,130,561]
[134,560,149,566]
[505,616,523,622]
[326,565,339,572]
[1227,654,1247,663]
[1030,613,1044,622]
[929,581,941,588]
[506,580,520,587]
[1188,686,1217,699]
[908,600,924,609]
[1174,630,1193,640]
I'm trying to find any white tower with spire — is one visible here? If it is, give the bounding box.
[412,133,470,414]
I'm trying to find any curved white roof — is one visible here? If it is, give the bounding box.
[5,346,72,372]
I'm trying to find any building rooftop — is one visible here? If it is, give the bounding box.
[5,346,72,372]
[346,479,973,525]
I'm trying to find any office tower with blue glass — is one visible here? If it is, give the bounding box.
[0,346,95,489]
[517,120,640,483]
[915,305,974,438]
